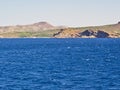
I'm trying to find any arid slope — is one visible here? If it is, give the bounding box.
[54,22,120,38]
[0,22,120,38]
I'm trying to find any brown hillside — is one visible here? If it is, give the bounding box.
[53,22,120,38]
[0,22,55,33]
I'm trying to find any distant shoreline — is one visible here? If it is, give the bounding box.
[0,37,120,39]
[0,22,120,38]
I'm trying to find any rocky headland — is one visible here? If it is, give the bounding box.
[0,21,120,38]
[53,22,120,38]
[53,29,110,38]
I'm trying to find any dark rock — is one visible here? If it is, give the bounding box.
[95,30,109,38]
[79,30,95,36]
[79,30,109,38]
[118,21,120,24]
[53,29,110,38]
[53,29,64,37]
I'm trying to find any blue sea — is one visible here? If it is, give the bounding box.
[0,38,120,90]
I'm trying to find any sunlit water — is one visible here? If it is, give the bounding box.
[0,38,120,90]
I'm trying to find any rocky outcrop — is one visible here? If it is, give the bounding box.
[79,30,109,38]
[53,29,80,38]
[79,30,95,36]
[53,29,110,38]
[95,30,109,38]
[53,29,64,37]
[78,30,95,38]
[118,21,120,24]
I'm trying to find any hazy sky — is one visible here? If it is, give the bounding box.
[0,0,120,27]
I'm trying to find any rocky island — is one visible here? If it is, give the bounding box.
[0,21,120,38]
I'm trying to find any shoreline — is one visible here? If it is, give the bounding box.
[0,37,120,39]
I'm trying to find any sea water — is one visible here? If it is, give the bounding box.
[0,38,120,90]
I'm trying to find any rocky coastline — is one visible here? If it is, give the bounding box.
[0,22,120,38]
[53,22,120,38]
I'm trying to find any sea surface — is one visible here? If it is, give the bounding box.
[0,38,120,90]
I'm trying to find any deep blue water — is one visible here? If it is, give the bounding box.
[0,38,120,90]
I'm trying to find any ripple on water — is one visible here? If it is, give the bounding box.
[0,38,120,90]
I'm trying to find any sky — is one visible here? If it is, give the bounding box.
[0,0,120,27]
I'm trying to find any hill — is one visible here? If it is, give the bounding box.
[0,22,120,38]
[0,22,60,38]
[54,22,120,38]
